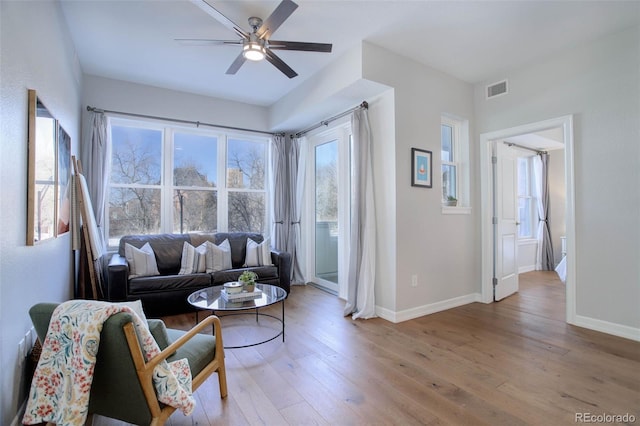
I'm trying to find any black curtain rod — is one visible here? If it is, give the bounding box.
[86,105,282,137]
[292,101,368,139]
[504,141,547,155]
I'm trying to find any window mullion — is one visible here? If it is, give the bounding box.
[162,127,174,234]
[218,134,228,232]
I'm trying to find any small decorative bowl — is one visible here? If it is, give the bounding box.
[224,281,243,294]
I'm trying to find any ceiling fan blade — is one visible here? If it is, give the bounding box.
[265,48,298,78]
[190,0,249,39]
[175,39,242,46]
[256,0,298,40]
[268,40,332,53]
[226,52,247,75]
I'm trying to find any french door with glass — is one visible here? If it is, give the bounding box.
[305,124,351,296]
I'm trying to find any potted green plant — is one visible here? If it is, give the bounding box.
[238,271,258,292]
[445,195,458,207]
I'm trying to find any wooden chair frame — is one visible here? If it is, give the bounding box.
[123,315,227,426]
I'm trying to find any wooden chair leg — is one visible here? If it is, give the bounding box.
[218,366,228,398]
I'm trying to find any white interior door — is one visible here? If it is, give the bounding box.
[494,142,519,301]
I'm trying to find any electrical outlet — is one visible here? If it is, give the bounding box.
[411,274,418,287]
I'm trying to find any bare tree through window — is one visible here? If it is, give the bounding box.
[107,123,269,246]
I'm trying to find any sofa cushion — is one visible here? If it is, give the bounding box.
[244,237,273,267]
[128,273,211,295]
[120,234,191,275]
[204,240,232,273]
[212,266,278,285]
[213,232,263,268]
[124,243,160,278]
[178,242,207,275]
[166,328,216,376]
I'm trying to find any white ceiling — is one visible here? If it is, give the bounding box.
[59,0,640,107]
[505,127,565,152]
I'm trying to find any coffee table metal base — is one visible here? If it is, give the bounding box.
[195,301,285,349]
[189,283,287,349]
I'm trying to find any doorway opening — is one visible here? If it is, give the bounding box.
[480,115,576,324]
[304,122,352,297]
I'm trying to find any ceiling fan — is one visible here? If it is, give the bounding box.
[178,0,333,78]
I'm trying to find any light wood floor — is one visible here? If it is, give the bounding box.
[95,271,640,425]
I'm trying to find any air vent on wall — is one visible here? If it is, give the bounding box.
[486,79,508,99]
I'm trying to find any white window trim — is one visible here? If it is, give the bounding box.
[441,114,470,215]
[106,117,271,249]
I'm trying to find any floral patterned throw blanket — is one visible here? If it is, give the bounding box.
[23,300,195,425]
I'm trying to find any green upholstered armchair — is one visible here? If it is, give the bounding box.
[28,303,227,426]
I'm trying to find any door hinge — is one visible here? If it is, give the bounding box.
[492,217,498,225]
[492,277,498,287]
[492,156,497,164]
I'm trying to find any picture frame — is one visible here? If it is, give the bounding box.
[56,124,71,236]
[27,89,57,245]
[26,89,71,245]
[411,148,432,188]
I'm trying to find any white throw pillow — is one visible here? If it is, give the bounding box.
[114,300,148,326]
[125,242,160,278]
[244,237,273,267]
[205,239,232,273]
[178,242,207,274]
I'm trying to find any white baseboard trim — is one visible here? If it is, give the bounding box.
[376,293,482,323]
[518,265,536,274]
[572,314,640,342]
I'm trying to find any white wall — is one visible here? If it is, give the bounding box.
[518,240,538,274]
[0,1,82,423]
[475,26,640,333]
[362,43,479,317]
[367,89,397,314]
[83,75,270,133]
[277,41,478,319]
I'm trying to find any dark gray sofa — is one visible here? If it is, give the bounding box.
[105,232,291,317]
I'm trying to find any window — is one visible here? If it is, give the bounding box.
[440,115,470,212]
[517,156,536,239]
[107,118,269,247]
[441,121,457,202]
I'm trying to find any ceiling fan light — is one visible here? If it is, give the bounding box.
[243,42,265,61]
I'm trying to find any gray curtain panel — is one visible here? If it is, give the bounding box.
[270,135,306,284]
[289,137,306,284]
[537,153,555,270]
[344,108,377,319]
[271,134,289,252]
[80,111,109,230]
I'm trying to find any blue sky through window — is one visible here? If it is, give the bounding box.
[174,133,217,185]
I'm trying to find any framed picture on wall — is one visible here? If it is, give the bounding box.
[57,124,71,236]
[411,148,432,188]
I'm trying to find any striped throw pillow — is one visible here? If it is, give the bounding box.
[178,242,207,275]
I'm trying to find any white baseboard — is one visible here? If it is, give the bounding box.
[572,314,640,342]
[374,294,640,342]
[376,293,482,323]
[518,264,536,274]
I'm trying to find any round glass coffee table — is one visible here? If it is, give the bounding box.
[187,283,287,349]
